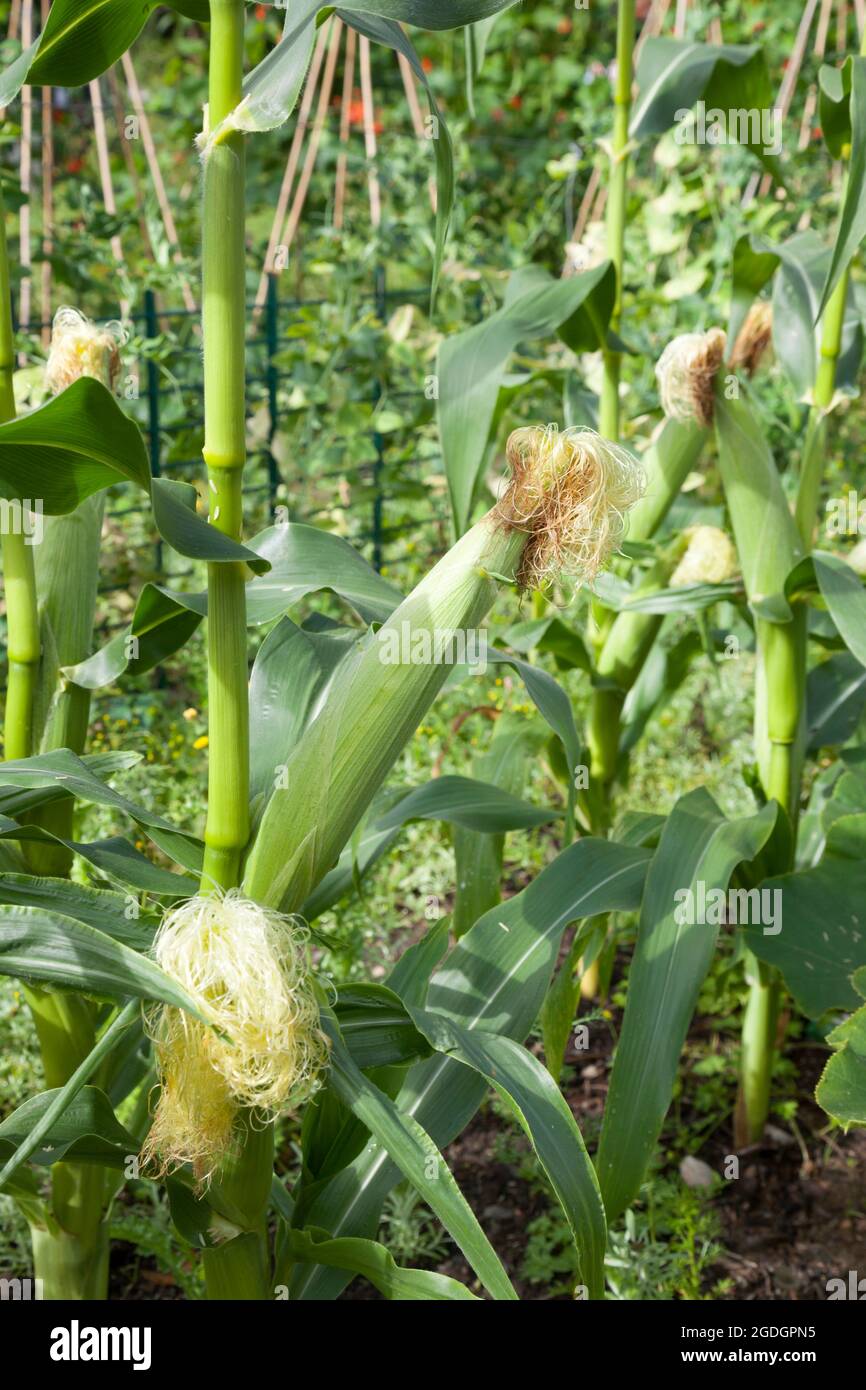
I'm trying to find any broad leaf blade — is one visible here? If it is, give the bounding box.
[596,790,777,1223]
[324,1019,518,1301]
[409,1006,607,1297]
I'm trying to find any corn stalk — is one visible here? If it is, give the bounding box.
[0,179,39,763]
[193,0,276,1300]
[713,387,806,1146]
[1,159,108,1300]
[737,27,866,1142]
[599,0,636,442]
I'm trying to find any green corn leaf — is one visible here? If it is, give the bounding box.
[487,649,582,773]
[231,1,520,136]
[452,714,547,937]
[250,618,360,806]
[817,58,866,317]
[339,15,453,303]
[500,615,592,671]
[438,261,615,535]
[786,551,866,667]
[0,874,156,949]
[593,576,742,616]
[0,908,204,1015]
[630,38,780,175]
[0,750,137,820]
[0,1001,138,1194]
[386,919,450,1007]
[0,379,268,572]
[171,1,210,19]
[244,522,403,622]
[0,1081,139,1178]
[373,774,560,833]
[767,230,863,400]
[151,477,268,571]
[334,984,432,1070]
[302,768,559,921]
[811,552,866,667]
[63,584,204,691]
[292,836,649,1298]
[0,823,193,896]
[0,748,202,849]
[67,522,396,689]
[728,234,779,346]
[280,1226,479,1299]
[742,859,866,1016]
[0,38,40,107]
[596,789,778,1224]
[0,378,150,506]
[465,13,499,114]
[408,1005,607,1298]
[816,967,866,1127]
[806,652,866,750]
[0,1,151,97]
[324,1017,518,1301]
[540,916,607,1083]
[819,59,855,159]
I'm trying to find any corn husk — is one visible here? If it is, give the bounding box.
[244,427,643,911]
[243,516,526,911]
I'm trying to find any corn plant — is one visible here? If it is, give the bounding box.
[434,9,866,1150]
[0,0,671,1305]
[1,0,865,1308]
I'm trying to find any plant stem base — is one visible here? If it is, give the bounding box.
[30,1219,110,1301]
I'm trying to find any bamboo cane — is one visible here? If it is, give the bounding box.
[281,18,343,253]
[120,52,197,313]
[88,77,129,318]
[359,35,381,228]
[334,25,357,230]
[746,0,820,206]
[253,22,330,317]
[39,0,51,343]
[18,0,32,355]
[798,0,835,171]
[106,66,156,259]
[598,0,636,444]
[397,50,437,211]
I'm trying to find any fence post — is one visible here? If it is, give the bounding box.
[143,289,163,575]
[265,271,280,516]
[371,263,386,572]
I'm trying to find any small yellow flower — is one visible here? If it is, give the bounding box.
[193,735,209,751]
[183,707,198,722]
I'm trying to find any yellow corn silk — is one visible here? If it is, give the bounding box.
[45,306,126,394]
[142,891,327,1182]
[655,328,726,428]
